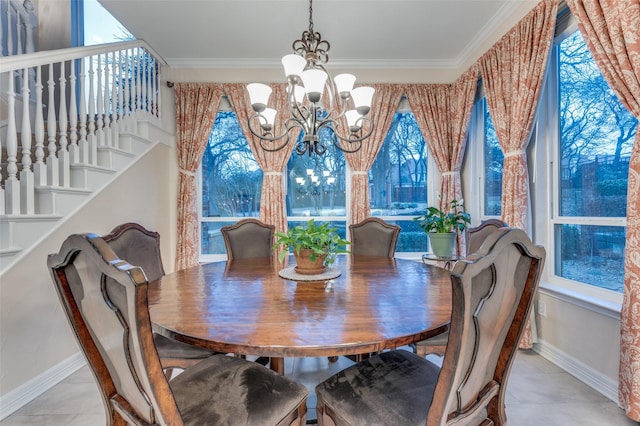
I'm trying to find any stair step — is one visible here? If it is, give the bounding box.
[35,186,92,215]
[97,145,135,169]
[0,214,62,248]
[70,163,117,190]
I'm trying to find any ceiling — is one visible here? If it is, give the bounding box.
[100,0,540,72]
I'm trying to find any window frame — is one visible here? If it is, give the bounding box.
[535,15,626,308]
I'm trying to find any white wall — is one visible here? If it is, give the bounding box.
[0,141,178,416]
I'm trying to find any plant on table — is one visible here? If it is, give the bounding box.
[274,219,350,268]
[414,197,471,257]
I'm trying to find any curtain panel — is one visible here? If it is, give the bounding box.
[565,0,640,420]
[344,84,404,225]
[224,83,299,262]
[405,66,478,256]
[479,0,558,349]
[174,83,223,270]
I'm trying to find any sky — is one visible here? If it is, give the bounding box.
[84,0,132,46]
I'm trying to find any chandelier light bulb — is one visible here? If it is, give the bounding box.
[259,108,278,131]
[351,86,375,116]
[345,110,362,132]
[282,54,306,83]
[292,85,306,104]
[247,83,272,112]
[334,74,356,98]
[301,69,328,103]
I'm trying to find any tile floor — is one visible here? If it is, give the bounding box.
[1,350,636,425]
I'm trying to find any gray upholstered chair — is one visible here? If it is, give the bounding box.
[466,218,509,256]
[48,233,309,426]
[415,219,510,357]
[221,218,275,260]
[103,223,217,377]
[315,228,545,426]
[349,217,400,257]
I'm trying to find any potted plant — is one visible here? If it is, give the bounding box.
[414,198,471,258]
[274,219,350,275]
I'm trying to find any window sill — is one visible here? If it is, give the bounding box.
[538,280,622,320]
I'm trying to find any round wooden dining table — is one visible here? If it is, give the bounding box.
[148,255,452,374]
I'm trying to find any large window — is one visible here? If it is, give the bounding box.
[552,30,635,293]
[199,102,434,261]
[369,109,429,252]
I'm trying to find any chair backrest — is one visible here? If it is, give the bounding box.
[349,217,401,257]
[220,218,275,260]
[466,218,509,256]
[48,233,183,425]
[102,222,165,282]
[427,228,545,425]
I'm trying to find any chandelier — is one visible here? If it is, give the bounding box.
[246,0,375,156]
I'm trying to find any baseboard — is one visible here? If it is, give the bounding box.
[534,340,620,405]
[0,352,85,421]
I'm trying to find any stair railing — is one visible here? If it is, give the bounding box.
[0,40,166,215]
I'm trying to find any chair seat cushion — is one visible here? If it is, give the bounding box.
[170,354,307,426]
[315,349,440,426]
[153,333,216,359]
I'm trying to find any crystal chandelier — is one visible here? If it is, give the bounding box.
[246,0,375,156]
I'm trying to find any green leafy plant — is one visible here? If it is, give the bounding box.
[274,219,350,265]
[414,198,471,234]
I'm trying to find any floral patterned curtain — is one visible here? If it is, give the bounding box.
[565,0,640,420]
[405,66,478,255]
[479,0,558,349]
[344,84,404,225]
[225,83,298,261]
[174,83,224,270]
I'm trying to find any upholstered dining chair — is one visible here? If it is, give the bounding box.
[415,219,510,357]
[466,218,509,256]
[349,217,401,257]
[102,223,217,377]
[48,233,309,426]
[315,228,545,426]
[221,218,275,260]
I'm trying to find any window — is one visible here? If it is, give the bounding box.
[199,100,437,261]
[551,30,635,293]
[200,109,262,259]
[369,107,429,253]
[483,100,503,217]
[80,0,132,46]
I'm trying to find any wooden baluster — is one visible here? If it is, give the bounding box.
[128,47,135,132]
[5,72,20,214]
[141,48,147,117]
[33,65,47,186]
[78,57,89,165]
[46,63,59,187]
[111,50,119,149]
[137,47,143,120]
[155,58,161,121]
[87,55,97,165]
[5,0,13,55]
[116,50,124,140]
[129,48,137,130]
[95,53,105,147]
[103,52,111,147]
[20,67,34,213]
[68,58,79,163]
[58,60,70,187]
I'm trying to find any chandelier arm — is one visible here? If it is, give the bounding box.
[247,113,293,152]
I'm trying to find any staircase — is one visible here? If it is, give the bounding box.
[0,40,167,273]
